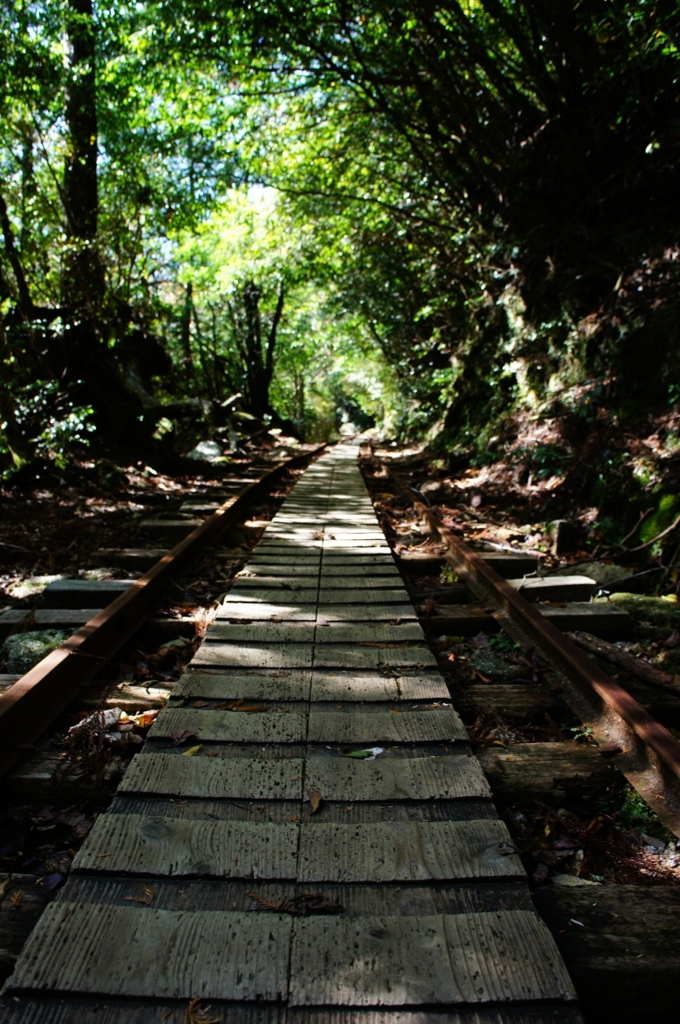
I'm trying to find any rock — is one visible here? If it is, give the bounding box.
[549,519,580,555]
[187,440,225,463]
[608,592,680,631]
[1,629,71,674]
[468,647,525,681]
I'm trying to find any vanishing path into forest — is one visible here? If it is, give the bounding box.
[1,445,579,1023]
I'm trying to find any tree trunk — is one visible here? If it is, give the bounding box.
[62,0,103,311]
[243,281,267,418]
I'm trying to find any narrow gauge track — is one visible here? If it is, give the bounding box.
[363,446,680,1021]
[0,443,580,1024]
[0,445,324,781]
[372,451,680,838]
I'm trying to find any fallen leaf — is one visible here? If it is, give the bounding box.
[0,875,12,903]
[289,815,302,823]
[95,852,112,859]
[125,885,156,906]
[247,890,344,916]
[172,728,197,746]
[191,700,209,708]
[182,745,202,756]
[307,788,323,813]
[341,747,384,760]
[184,994,223,1024]
[11,890,22,907]
[217,699,269,713]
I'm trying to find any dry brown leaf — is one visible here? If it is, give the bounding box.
[11,890,23,907]
[308,787,323,813]
[184,994,223,1024]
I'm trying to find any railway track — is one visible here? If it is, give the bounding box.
[0,443,581,1024]
[361,445,680,1021]
[0,445,323,787]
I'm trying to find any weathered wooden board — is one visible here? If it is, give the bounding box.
[191,643,313,669]
[319,605,417,622]
[322,554,396,565]
[312,644,437,669]
[238,564,320,576]
[230,576,318,589]
[284,1011,583,1024]
[310,670,450,702]
[322,545,392,555]
[307,708,466,744]
[225,585,315,598]
[174,671,311,701]
[314,623,424,643]
[304,755,490,801]
[288,912,576,1006]
[149,707,307,743]
[215,603,317,621]
[317,589,413,604]
[318,568,403,581]
[477,742,616,801]
[74,815,299,878]
[119,753,305,799]
[205,622,316,643]
[297,820,523,882]
[7,903,291,1000]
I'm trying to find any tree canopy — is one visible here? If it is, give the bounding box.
[1,0,679,468]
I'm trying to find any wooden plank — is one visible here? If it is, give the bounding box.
[205,623,316,643]
[537,602,632,639]
[312,644,437,669]
[74,815,299,878]
[310,670,449,701]
[318,589,413,604]
[149,707,307,743]
[7,903,291,1000]
[318,568,403,581]
[41,578,135,608]
[119,753,305,799]
[229,577,319,593]
[297,820,523,882]
[314,623,424,642]
[507,575,596,602]
[191,643,313,669]
[320,605,417,622]
[285,1010,583,1024]
[467,684,563,718]
[215,603,317,621]
[478,742,616,802]
[534,882,680,1024]
[307,709,466,744]
[175,671,311,700]
[322,555,396,565]
[239,564,319,576]
[288,911,576,1006]
[304,755,490,801]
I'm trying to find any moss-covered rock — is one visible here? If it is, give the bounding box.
[607,593,680,631]
[2,629,71,674]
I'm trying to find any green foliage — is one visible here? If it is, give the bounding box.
[617,784,669,840]
[488,633,522,654]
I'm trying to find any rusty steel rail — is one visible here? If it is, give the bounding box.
[0,446,324,778]
[414,504,680,835]
[367,441,680,834]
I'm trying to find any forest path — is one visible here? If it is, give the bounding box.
[0,444,580,1024]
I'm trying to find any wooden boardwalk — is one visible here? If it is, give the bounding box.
[0,445,581,1023]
